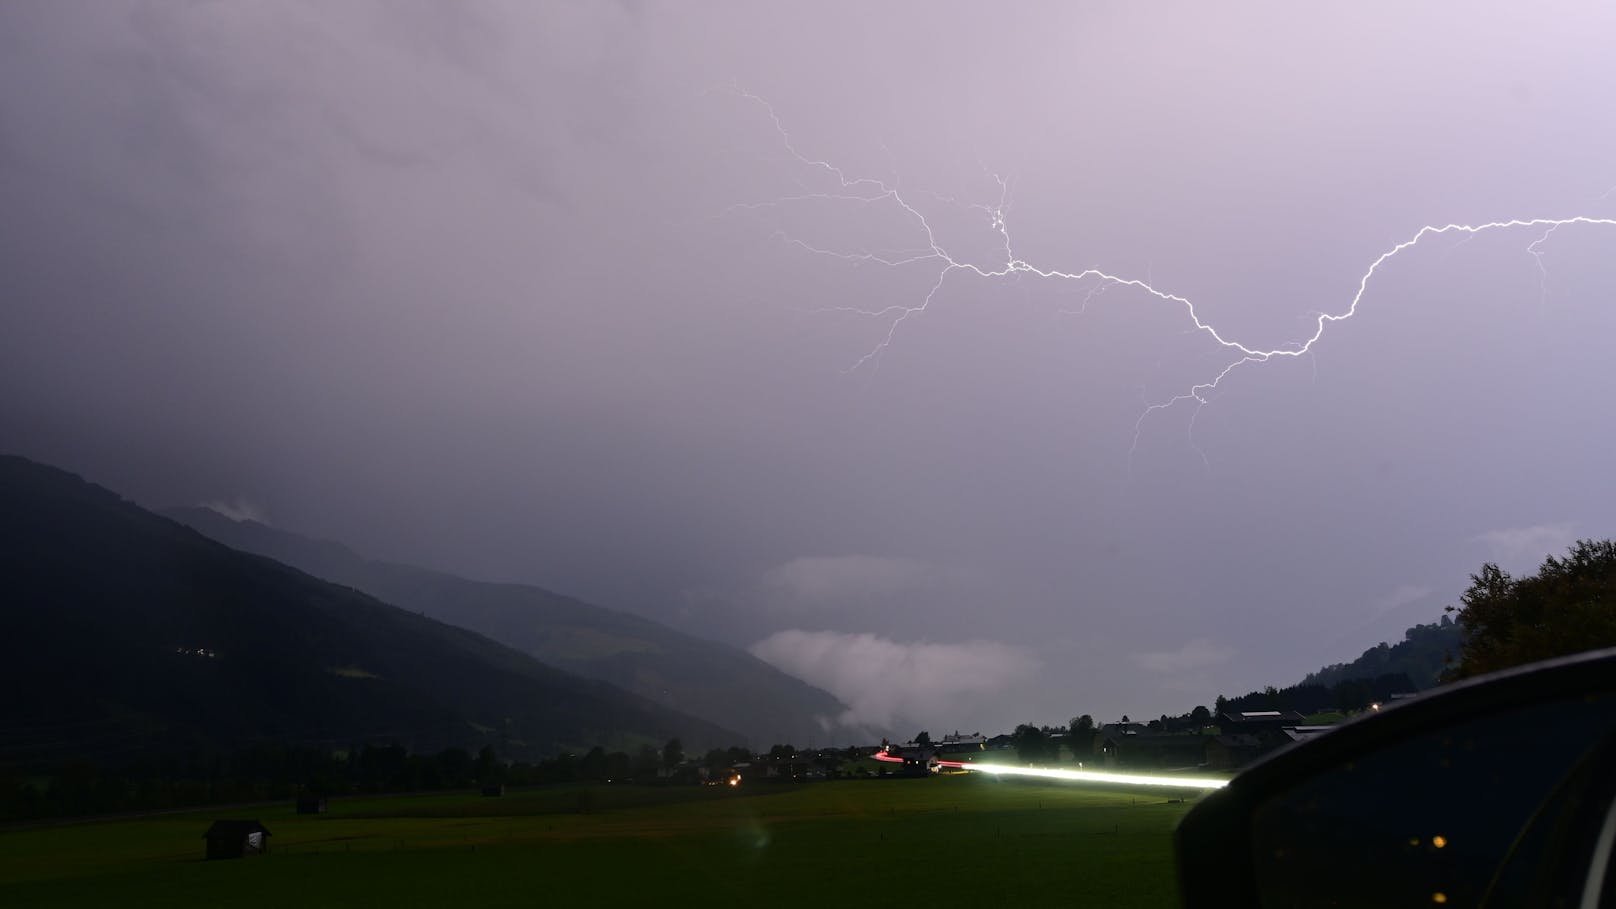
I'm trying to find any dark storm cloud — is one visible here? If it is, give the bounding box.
[5,1,1616,733]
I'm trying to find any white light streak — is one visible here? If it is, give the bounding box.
[728,88,1616,455]
[949,761,1228,790]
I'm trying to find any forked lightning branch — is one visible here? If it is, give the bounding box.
[727,90,1616,454]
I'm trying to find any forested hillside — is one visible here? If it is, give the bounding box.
[169,506,852,745]
[0,456,737,766]
[1301,617,1461,690]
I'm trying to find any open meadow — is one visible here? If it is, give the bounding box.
[1,776,1201,908]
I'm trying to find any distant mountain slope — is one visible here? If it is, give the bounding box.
[166,507,850,746]
[1204,619,1463,719]
[1301,618,1462,690]
[0,455,737,764]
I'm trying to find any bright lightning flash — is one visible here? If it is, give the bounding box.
[727,89,1616,454]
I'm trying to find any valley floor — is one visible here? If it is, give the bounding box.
[0,776,1199,907]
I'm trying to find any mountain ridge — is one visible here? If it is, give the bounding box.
[0,454,739,763]
[165,506,853,746]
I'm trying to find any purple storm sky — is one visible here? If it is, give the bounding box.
[4,1,1615,736]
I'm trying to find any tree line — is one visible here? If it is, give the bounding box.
[2,736,734,822]
[1002,539,1616,761]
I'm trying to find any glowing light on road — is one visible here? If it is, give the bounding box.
[726,88,1616,456]
[938,760,1228,790]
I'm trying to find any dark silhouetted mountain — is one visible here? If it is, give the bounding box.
[0,455,739,765]
[165,507,850,746]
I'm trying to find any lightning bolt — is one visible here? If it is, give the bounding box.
[1526,223,1560,305]
[724,89,1616,460]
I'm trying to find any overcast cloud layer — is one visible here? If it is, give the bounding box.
[4,2,1616,738]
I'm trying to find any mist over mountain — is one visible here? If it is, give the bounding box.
[166,506,857,746]
[0,455,738,763]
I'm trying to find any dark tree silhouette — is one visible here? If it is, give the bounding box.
[1011,724,1051,764]
[1446,539,1616,679]
[1067,715,1095,758]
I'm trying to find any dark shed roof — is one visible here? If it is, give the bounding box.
[204,820,272,839]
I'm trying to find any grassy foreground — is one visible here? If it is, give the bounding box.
[1,776,1200,908]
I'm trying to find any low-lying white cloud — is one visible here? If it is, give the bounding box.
[201,497,267,524]
[1476,523,1575,571]
[760,555,938,607]
[1131,638,1233,674]
[749,629,1037,730]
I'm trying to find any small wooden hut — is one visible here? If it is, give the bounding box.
[204,820,272,860]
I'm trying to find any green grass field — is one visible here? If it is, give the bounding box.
[0,776,1202,908]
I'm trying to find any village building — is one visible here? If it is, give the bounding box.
[204,820,271,860]
[985,733,1017,752]
[936,732,988,756]
[1200,710,1315,768]
[1205,734,1265,770]
[1093,723,1152,765]
[1110,733,1209,769]
[1217,709,1307,735]
[1282,725,1337,745]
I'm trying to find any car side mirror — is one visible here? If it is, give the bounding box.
[1176,647,1616,908]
